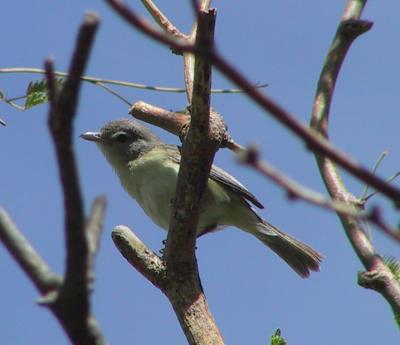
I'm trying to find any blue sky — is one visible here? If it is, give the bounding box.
[1,1,399,344]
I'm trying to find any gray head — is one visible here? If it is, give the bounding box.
[81,119,163,166]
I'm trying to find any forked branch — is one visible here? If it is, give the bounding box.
[310,0,400,317]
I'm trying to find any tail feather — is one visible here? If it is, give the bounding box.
[255,221,322,278]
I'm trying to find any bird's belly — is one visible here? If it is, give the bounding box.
[122,155,178,230]
[137,183,175,230]
[118,151,248,234]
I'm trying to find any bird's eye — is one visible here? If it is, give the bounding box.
[114,133,128,143]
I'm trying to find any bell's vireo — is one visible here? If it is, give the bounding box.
[81,119,322,277]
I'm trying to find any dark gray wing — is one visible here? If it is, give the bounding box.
[164,144,264,209]
[209,165,264,209]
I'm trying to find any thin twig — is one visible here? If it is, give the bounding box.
[0,67,261,94]
[1,99,25,111]
[360,150,388,200]
[140,0,186,39]
[241,147,400,243]
[5,95,27,102]
[0,68,186,92]
[240,147,365,218]
[369,207,400,243]
[362,172,400,203]
[94,82,131,106]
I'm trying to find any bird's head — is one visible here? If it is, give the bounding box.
[81,119,162,167]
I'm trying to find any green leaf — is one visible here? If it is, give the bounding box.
[24,78,63,109]
[383,256,400,282]
[395,313,400,329]
[25,79,49,109]
[270,329,287,345]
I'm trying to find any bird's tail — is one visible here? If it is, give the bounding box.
[254,220,322,278]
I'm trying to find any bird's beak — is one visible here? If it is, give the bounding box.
[80,131,101,142]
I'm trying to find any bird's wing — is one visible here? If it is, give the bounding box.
[164,145,264,209]
[209,165,264,209]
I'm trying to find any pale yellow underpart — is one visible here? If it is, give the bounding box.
[113,147,259,234]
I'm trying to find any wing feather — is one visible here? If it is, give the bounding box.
[164,145,264,209]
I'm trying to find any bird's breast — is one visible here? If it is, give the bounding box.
[113,147,256,235]
[121,150,179,230]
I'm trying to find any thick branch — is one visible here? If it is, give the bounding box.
[310,0,400,317]
[130,101,233,150]
[189,0,213,40]
[358,268,400,308]
[108,5,225,344]
[162,11,225,345]
[130,101,190,135]
[311,19,373,135]
[112,225,166,288]
[112,225,224,345]
[241,147,366,218]
[164,9,217,269]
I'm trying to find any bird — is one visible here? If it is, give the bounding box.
[81,119,322,277]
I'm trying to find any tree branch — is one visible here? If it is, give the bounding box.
[105,3,225,343]
[130,101,234,151]
[164,8,217,265]
[0,67,264,94]
[0,208,61,293]
[240,147,367,218]
[240,147,400,242]
[162,10,225,345]
[112,225,166,288]
[310,0,400,317]
[130,101,190,135]
[368,207,400,243]
[47,14,95,308]
[45,13,107,345]
[139,0,187,39]
[183,0,212,102]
